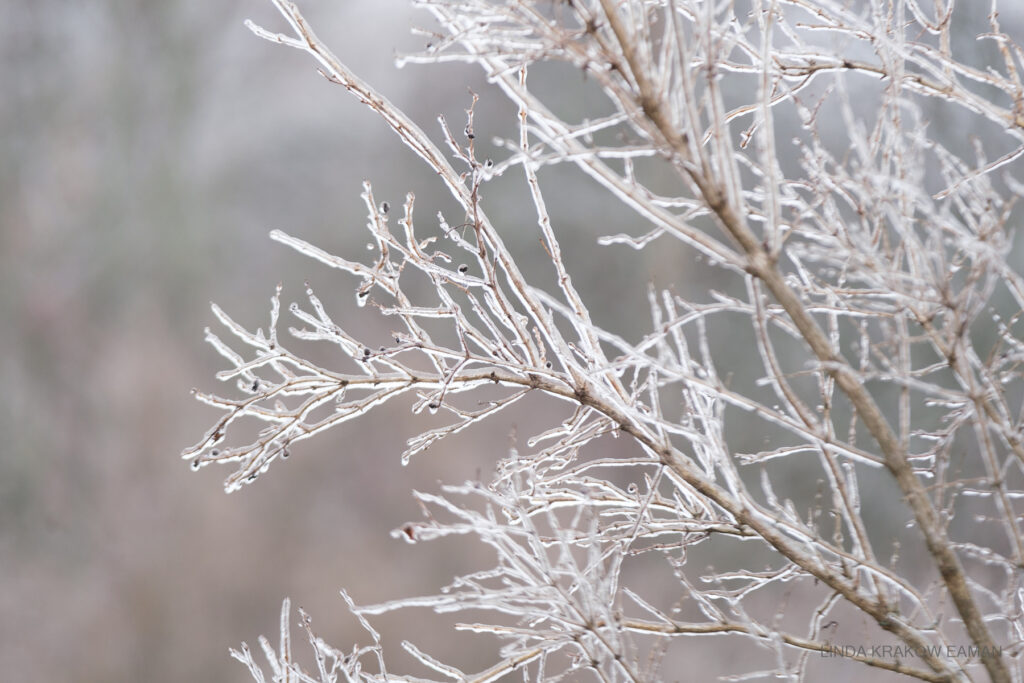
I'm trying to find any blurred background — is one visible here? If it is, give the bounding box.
[3,1,1022,682]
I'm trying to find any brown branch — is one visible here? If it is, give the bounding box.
[596,1,1009,681]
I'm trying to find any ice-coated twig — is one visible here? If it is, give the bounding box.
[194,1,1024,681]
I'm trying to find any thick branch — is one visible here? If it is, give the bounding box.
[597,1,1009,681]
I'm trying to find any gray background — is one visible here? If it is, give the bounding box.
[3,2,1021,681]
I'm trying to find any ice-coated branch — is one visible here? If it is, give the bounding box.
[188,1,1024,680]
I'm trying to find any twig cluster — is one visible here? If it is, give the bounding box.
[187,1,1024,680]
